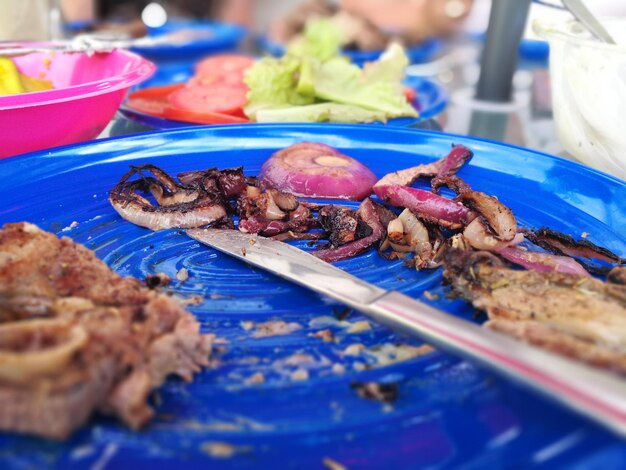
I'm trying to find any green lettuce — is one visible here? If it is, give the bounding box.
[313,43,417,117]
[244,55,315,120]
[256,103,387,123]
[287,18,342,62]
[244,19,417,123]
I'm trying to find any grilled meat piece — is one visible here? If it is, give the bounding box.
[443,243,626,376]
[0,223,213,439]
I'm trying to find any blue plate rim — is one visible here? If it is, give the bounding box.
[2,123,623,187]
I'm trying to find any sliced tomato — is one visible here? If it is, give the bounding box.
[128,83,186,100]
[404,87,417,103]
[168,82,248,117]
[163,106,250,125]
[126,97,168,117]
[189,71,246,87]
[126,84,187,117]
[195,54,255,81]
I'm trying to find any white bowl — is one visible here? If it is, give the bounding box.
[534,18,626,180]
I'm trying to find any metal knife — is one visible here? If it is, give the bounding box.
[187,228,626,437]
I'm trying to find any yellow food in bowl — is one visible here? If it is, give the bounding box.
[0,57,53,96]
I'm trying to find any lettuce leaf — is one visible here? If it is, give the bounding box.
[244,20,416,122]
[255,103,387,123]
[287,18,342,63]
[244,55,315,120]
[313,43,417,117]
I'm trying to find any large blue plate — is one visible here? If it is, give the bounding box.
[133,20,247,64]
[119,75,447,129]
[0,125,624,469]
[130,20,248,87]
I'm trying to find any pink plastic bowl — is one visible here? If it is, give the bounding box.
[0,47,155,158]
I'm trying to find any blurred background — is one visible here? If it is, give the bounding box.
[1,0,625,176]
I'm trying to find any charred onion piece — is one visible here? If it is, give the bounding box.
[130,164,200,206]
[463,218,524,251]
[375,144,473,188]
[314,199,384,262]
[256,192,287,220]
[238,187,300,221]
[435,175,517,243]
[374,184,475,229]
[270,231,327,242]
[259,142,378,200]
[268,189,299,212]
[109,165,228,230]
[525,227,625,265]
[459,190,516,242]
[0,319,88,384]
[384,209,445,269]
[178,167,247,198]
[498,246,590,276]
[239,217,316,237]
[319,205,372,247]
[387,209,437,269]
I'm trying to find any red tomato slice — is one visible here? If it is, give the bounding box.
[126,97,167,117]
[195,54,255,80]
[128,83,186,100]
[168,82,248,117]
[404,87,417,103]
[163,106,250,125]
[126,84,187,116]
[189,71,246,87]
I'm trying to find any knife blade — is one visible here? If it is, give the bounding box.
[187,228,626,437]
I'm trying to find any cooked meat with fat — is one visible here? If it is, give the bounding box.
[444,245,626,376]
[0,223,213,439]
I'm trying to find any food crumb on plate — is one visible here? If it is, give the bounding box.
[351,381,399,403]
[282,352,316,366]
[240,320,255,331]
[201,441,236,458]
[176,267,189,281]
[290,368,309,381]
[178,294,204,305]
[346,320,371,333]
[423,290,439,301]
[244,372,265,385]
[343,343,366,356]
[70,444,96,460]
[61,221,79,232]
[368,343,435,366]
[310,328,334,342]
[250,320,302,338]
[145,272,171,288]
[323,457,348,470]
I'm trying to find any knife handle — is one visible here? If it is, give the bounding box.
[368,291,626,437]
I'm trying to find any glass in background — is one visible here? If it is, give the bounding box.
[0,0,65,41]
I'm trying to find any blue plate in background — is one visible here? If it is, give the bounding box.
[131,20,247,85]
[257,35,442,66]
[118,75,447,129]
[0,124,624,469]
[471,32,549,62]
